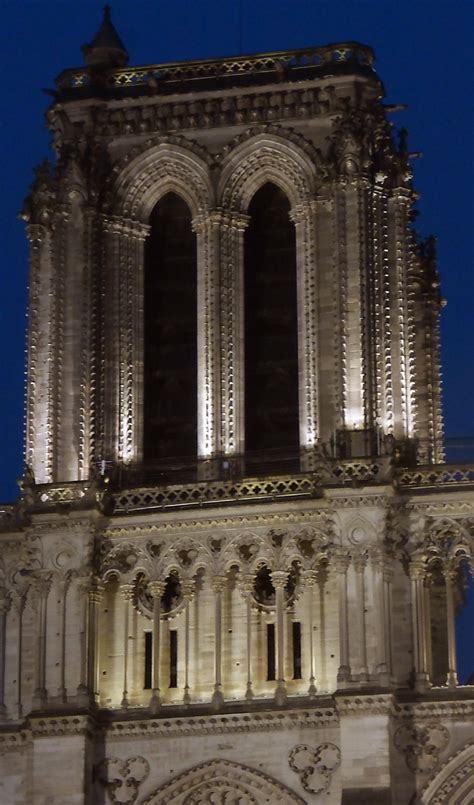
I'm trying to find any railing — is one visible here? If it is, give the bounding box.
[2,455,473,519]
[396,465,474,488]
[56,42,374,92]
[111,474,319,513]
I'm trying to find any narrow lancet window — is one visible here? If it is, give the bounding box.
[292,621,302,679]
[144,192,197,462]
[169,629,178,688]
[144,632,152,689]
[267,623,276,681]
[244,183,299,458]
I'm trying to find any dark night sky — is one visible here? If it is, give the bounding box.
[0,1,473,672]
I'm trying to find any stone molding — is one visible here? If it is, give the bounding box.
[393,699,474,721]
[420,741,474,804]
[95,755,150,805]
[289,742,341,795]
[104,707,338,739]
[0,731,29,752]
[394,722,450,774]
[335,693,394,716]
[28,714,97,738]
[140,758,306,804]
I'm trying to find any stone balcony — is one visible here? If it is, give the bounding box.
[2,454,473,522]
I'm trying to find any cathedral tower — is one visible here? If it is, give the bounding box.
[0,9,473,804]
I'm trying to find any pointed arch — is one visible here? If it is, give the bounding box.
[112,140,214,220]
[421,742,474,804]
[218,132,317,212]
[141,758,306,804]
[218,133,320,459]
[101,142,218,466]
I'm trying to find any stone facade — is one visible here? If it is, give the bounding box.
[0,9,473,805]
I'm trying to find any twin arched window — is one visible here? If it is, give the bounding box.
[143,183,298,462]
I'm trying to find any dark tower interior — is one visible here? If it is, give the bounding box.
[144,192,197,462]
[244,182,299,456]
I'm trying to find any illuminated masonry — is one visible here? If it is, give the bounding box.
[0,8,473,805]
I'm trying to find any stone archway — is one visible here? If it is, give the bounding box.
[140,758,305,804]
[420,742,474,804]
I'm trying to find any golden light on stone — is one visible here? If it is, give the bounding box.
[0,10,471,804]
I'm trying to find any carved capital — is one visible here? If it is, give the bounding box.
[147,581,166,600]
[0,590,11,614]
[332,554,350,575]
[211,576,227,595]
[88,582,105,604]
[181,579,196,599]
[270,570,288,590]
[102,214,150,239]
[289,201,315,223]
[239,574,255,598]
[119,583,135,602]
[301,569,319,588]
[409,559,426,581]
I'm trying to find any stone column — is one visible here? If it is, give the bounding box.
[409,561,430,691]
[290,202,320,468]
[33,575,51,709]
[76,578,90,703]
[211,576,226,709]
[25,220,57,483]
[383,562,394,680]
[444,567,458,688]
[271,571,288,705]
[86,581,104,703]
[387,189,417,444]
[181,579,195,706]
[302,570,318,697]
[147,580,166,713]
[101,217,150,465]
[13,591,25,720]
[0,588,10,719]
[371,552,390,686]
[119,583,135,708]
[192,211,223,465]
[57,578,70,702]
[334,556,351,685]
[219,211,249,460]
[424,575,433,678]
[240,575,255,702]
[318,564,329,692]
[353,555,370,682]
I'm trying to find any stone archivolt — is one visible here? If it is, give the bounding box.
[420,742,474,804]
[141,759,306,804]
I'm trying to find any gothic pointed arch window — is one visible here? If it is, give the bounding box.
[244,182,299,459]
[144,192,197,462]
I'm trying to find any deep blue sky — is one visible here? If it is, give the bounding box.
[0,0,473,677]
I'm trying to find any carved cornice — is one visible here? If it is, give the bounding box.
[104,707,338,738]
[393,698,474,722]
[0,731,30,752]
[102,508,332,538]
[28,714,97,738]
[335,693,394,716]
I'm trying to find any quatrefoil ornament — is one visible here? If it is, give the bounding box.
[95,756,150,805]
[289,742,341,794]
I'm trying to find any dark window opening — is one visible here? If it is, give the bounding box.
[267,623,276,681]
[169,629,178,688]
[144,631,152,689]
[144,192,197,462]
[244,182,299,455]
[292,621,302,679]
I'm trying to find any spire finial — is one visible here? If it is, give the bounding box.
[82,5,128,68]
